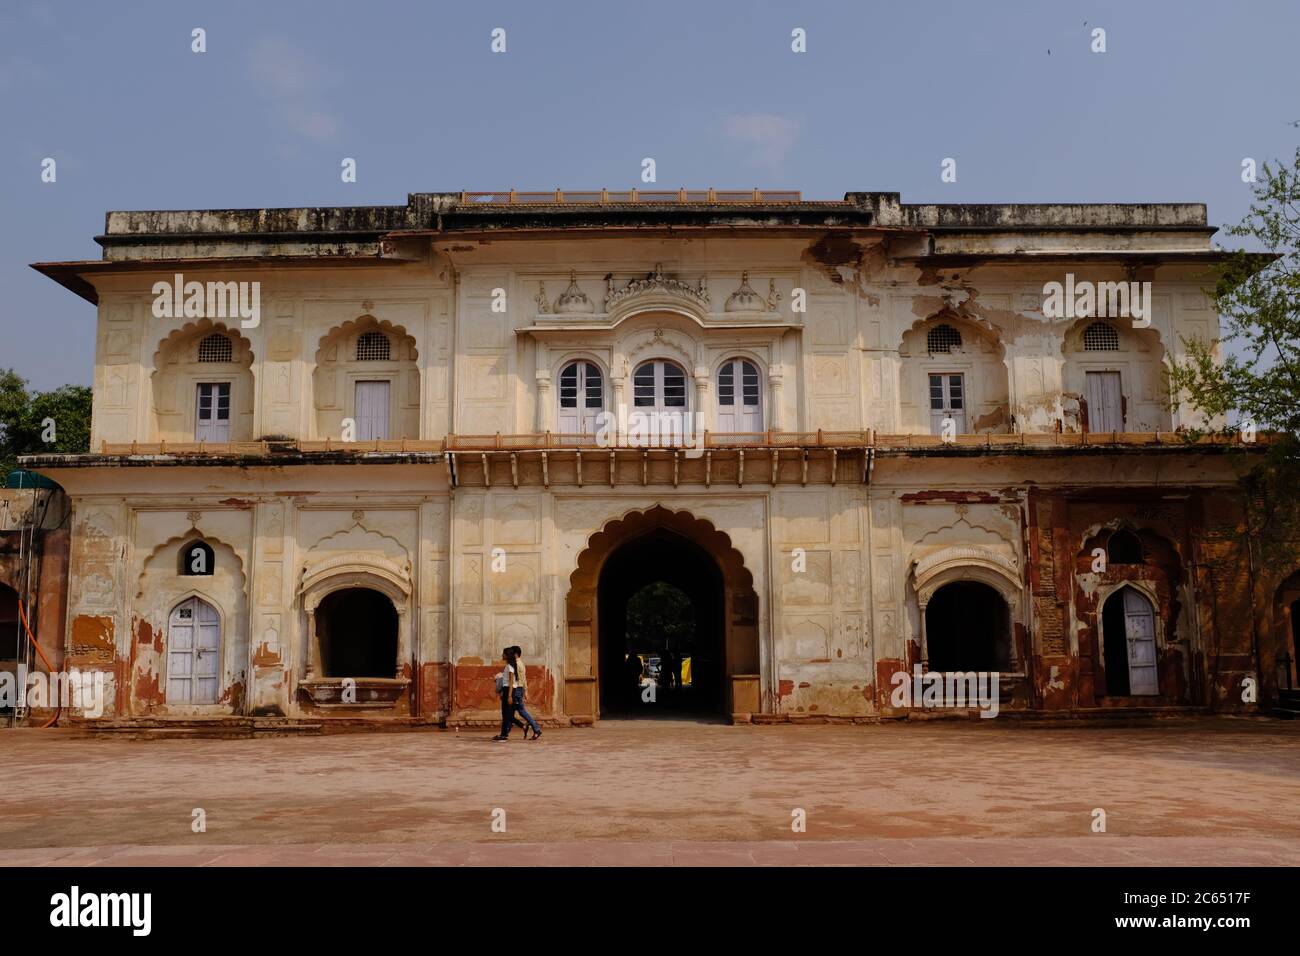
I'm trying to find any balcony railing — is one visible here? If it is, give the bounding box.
[79,430,1270,458]
[458,188,804,205]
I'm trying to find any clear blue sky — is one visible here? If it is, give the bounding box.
[2,0,1296,390]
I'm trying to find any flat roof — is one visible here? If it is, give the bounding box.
[31,189,1231,304]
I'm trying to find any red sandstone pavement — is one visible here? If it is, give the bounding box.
[3,837,1298,867]
[2,718,1298,866]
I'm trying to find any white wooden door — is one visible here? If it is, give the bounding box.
[717,358,762,433]
[1085,371,1124,433]
[167,597,220,704]
[195,383,231,442]
[632,360,689,443]
[928,373,965,435]
[355,380,390,441]
[1122,588,1159,695]
[558,362,603,434]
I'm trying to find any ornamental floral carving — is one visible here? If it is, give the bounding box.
[725,271,781,313]
[534,282,552,314]
[604,263,710,312]
[554,272,595,314]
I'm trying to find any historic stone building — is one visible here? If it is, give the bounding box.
[23,189,1298,728]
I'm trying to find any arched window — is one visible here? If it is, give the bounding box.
[167,596,220,704]
[927,324,962,354]
[356,331,391,361]
[317,588,398,678]
[197,333,233,363]
[178,540,216,576]
[1083,322,1120,351]
[557,360,604,434]
[717,357,762,432]
[633,360,688,411]
[1107,529,1144,565]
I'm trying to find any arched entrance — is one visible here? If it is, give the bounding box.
[598,528,723,715]
[315,587,398,678]
[1101,586,1159,696]
[566,507,760,721]
[925,581,1012,672]
[166,596,221,704]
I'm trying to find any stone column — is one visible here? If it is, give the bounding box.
[918,599,929,670]
[768,371,784,432]
[693,366,710,436]
[534,339,550,433]
[610,355,628,444]
[535,372,551,433]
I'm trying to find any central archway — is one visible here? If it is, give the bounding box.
[598,529,722,715]
[565,507,760,722]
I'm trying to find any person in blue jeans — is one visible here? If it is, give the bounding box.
[491,648,524,741]
[509,645,542,740]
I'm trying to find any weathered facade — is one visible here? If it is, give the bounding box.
[23,189,1299,728]
[1,486,71,724]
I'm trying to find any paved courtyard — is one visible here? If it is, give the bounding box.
[2,717,1298,865]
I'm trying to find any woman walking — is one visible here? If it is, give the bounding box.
[491,648,524,741]
[510,645,542,740]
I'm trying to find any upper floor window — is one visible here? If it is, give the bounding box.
[195,382,231,441]
[197,333,233,363]
[558,361,604,434]
[356,331,391,361]
[1107,529,1144,565]
[178,539,215,576]
[1083,321,1120,351]
[633,360,688,411]
[717,357,762,432]
[927,324,962,354]
[354,380,391,441]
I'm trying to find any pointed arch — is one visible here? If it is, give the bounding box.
[899,309,1010,435]
[312,315,421,441]
[132,533,249,717]
[1099,584,1160,697]
[1060,314,1171,432]
[564,506,760,720]
[313,314,419,365]
[150,320,256,443]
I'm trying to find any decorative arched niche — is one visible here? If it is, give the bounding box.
[298,552,413,709]
[1060,315,1171,432]
[133,532,249,716]
[604,265,711,328]
[911,546,1025,671]
[150,320,255,442]
[898,310,1010,435]
[312,315,420,441]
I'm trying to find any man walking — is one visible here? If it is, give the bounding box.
[509,645,543,740]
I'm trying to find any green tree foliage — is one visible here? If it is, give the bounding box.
[624,581,694,654]
[0,369,92,476]
[1169,145,1300,536]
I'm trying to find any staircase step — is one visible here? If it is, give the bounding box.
[87,718,323,739]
